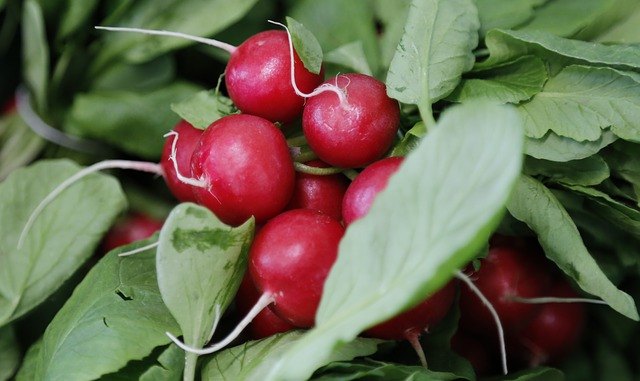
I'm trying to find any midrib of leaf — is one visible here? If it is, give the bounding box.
[418,2,437,125]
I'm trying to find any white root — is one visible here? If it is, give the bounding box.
[164,131,208,189]
[118,241,160,257]
[508,296,608,305]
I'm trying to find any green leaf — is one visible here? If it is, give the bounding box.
[389,121,427,157]
[325,41,373,76]
[595,6,640,44]
[374,0,411,69]
[170,89,236,130]
[156,203,254,370]
[604,141,640,205]
[258,102,524,381]
[0,113,45,181]
[476,0,542,37]
[290,0,381,74]
[201,332,380,380]
[517,65,640,142]
[447,55,547,104]
[33,239,180,380]
[94,0,260,67]
[524,155,610,186]
[58,0,100,39]
[65,82,199,159]
[478,29,640,72]
[386,0,479,120]
[91,56,176,92]
[0,159,126,326]
[100,345,185,381]
[312,359,462,381]
[524,130,617,162]
[0,325,20,380]
[496,367,564,381]
[15,339,40,381]
[286,17,323,75]
[506,175,639,320]
[21,0,49,112]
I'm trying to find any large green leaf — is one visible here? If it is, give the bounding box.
[21,0,49,112]
[506,175,638,320]
[386,0,479,120]
[524,130,617,162]
[257,102,524,381]
[32,240,180,380]
[524,155,610,186]
[595,6,640,44]
[156,203,254,377]
[447,55,547,104]
[517,65,640,142]
[15,339,40,381]
[201,332,380,380]
[91,56,176,92]
[65,82,199,159]
[0,326,20,380]
[0,160,126,326]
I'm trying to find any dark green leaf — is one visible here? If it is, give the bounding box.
[91,56,176,92]
[524,130,617,162]
[495,366,564,380]
[524,155,610,186]
[386,0,479,119]
[447,55,547,104]
[100,345,185,381]
[604,141,640,205]
[506,175,638,320]
[15,339,40,381]
[170,89,236,130]
[65,82,199,159]
[286,17,323,74]
[58,0,100,39]
[325,41,373,76]
[33,239,180,380]
[21,0,49,112]
[257,102,524,381]
[0,159,126,326]
[0,325,20,380]
[312,359,462,381]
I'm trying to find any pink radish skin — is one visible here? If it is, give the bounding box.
[160,120,203,202]
[249,209,344,327]
[303,73,400,168]
[342,157,403,225]
[226,30,324,123]
[190,114,295,226]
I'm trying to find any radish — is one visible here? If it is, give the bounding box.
[190,114,295,226]
[249,209,345,327]
[286,160,349,221]
[235,274,296,339]
[302,73,401,168]
[2,97,16,114]
[95,27,324,123]
[341,157,403,225]
[101,213,164,254]
[160,120,203,202]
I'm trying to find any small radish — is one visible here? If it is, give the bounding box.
[459,240,552,336]
[341,157,403,225]
[102,213,164,253]
[514,279,586,366]
[190,114,295,226]
[235,274,296,339]
[95,27,324,123]
[286,160,349,221]
[302,73,401,168]
[249,209,344,327]
[160,120,203,202]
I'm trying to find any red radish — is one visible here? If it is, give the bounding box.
[459,242,552,336]
[514,280,586,366]
[249,209,344,327]
[302,73,400,168]
[2,97,16,114]
[102,213,164,253]
[286,160,349,221]
[225,30,324,123]
[235,274,296,339]
[451,330,494,376]
[190,114,295,226]
[342,157,403,225]
[160,120,203,202]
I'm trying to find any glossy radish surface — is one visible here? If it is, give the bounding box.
[102,213,164,253]
[226,30,324,123]
[364,280,456,340]
[235,274,296,339]
[286,160,349,221]
[160,120,203,202]
[342,157,403,225]
[190,114,295,226]
[459,241,551,336]
[302,73,400,168]
[249,209,344,327]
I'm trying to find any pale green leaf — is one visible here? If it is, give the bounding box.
[524,130,617,162]
[447,55,547,104]
[33,240,180,380]
[517,65,640,142]
[596,6,640,44]
[325,41,373,76]
[476,0,542,36]
[0,113,45,181]
[258,102,524,381]
[286,17,323,74]
[386,0,479,116]
[170,89,236,130]
[157,203,254,351]
[140,345,185,381]
[21,0,49,112]
[0,159,126,326]
[506,175,638,320]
